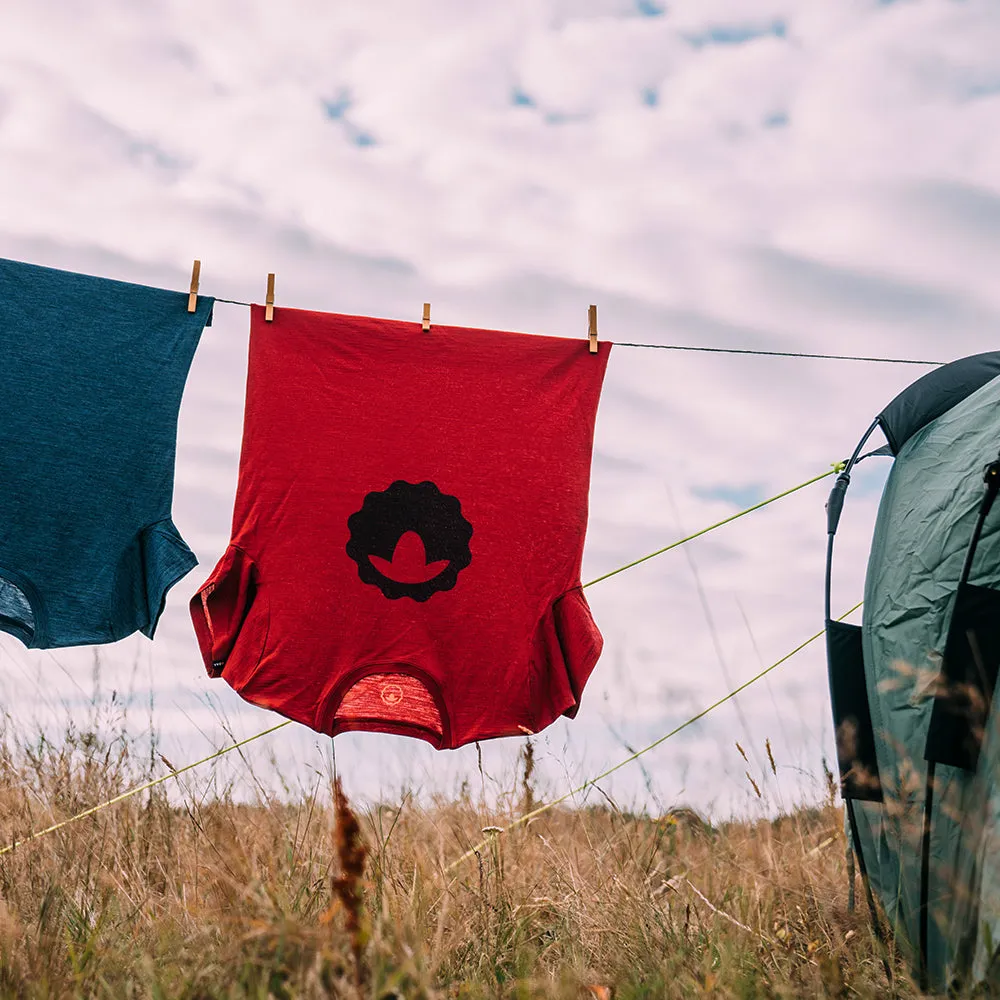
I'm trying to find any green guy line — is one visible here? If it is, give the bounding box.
[1,466,840,856]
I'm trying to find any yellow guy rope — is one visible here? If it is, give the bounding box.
[443,600,863,874]
[0,720,293,856]
[0,466,841,856]
[582,467,838,588]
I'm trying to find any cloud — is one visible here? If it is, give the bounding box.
[0,0,998,817]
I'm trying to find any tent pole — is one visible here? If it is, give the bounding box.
[828,419,890,981]
[919,761,936,993]
[846,798,894,986]
[846,835,856,913]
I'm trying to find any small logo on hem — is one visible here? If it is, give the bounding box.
[380,683,404,707]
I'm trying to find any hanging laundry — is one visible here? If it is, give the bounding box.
[0,258,214,648]
[191,307,610,748]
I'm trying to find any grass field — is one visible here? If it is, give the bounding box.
[0,718,916,999]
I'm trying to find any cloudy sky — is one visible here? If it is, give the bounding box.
[1,0,998,819]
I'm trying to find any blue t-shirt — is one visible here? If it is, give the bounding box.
[0,258,214,647]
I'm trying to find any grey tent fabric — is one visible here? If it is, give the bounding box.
[831,363,1000,993]
[877,351,1000,455]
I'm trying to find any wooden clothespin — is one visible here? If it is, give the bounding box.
[265,273,275,322]
[187,260,201,313]
[588,304,598,354]
[422,302,431,333]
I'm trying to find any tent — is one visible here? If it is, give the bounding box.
[826,352,1000,994]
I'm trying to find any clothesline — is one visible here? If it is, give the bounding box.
[0,464,840,857]
[211,297,942,367]
[614,342,942,366]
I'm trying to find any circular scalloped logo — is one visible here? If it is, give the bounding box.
[346,480,473,602]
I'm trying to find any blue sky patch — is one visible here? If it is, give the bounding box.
[321,92,376,147]
[128,139,184,172]
[545,111,590,125]
[321,91,351,120]
[636,0,667,16]
[685,20,786,48]
[964,80,1000,101]
[692,483,766,509]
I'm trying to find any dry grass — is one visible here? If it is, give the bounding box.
[0,720,917,999]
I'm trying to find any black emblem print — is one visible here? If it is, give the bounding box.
[346,480,473,602]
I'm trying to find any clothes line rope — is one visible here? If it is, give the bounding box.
[210,298,941,367]
[0,465,838,855]
[443,599,864,874]
[614,342,943,366]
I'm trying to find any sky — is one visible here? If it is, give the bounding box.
[1,0,999,820]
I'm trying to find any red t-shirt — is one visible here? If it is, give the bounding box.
[191,306,611,749]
